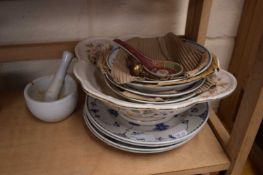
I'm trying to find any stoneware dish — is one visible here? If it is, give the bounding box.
[125,79,200,93]
[105,73,206,98]
[74,58,236,108]
[24,75,78,122]
[105,38,212,84]
[106,48,200,92]
[74,36,237,119]
[84,96,209,146]
[104,77,196,105]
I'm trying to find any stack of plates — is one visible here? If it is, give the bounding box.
[104,39,214,105]
[83,96,209,154]
[74,35,237,153]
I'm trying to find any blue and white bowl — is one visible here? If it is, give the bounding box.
[84,96,209,147]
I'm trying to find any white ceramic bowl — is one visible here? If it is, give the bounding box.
[24,75,78,122]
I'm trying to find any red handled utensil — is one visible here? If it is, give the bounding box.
[113,39,183,78]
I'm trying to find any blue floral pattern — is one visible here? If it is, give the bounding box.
[108,109,118,117]
[90,109,99,114]
[154,123,169,131]
[113,122,120,127]
[190,107,199,113]
[199,111,208,120]
[168,135,177,139]
[85,97,209,145]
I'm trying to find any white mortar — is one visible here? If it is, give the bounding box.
[24,75,78,122]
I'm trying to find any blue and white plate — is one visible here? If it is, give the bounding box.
[84,114,193,153]
[84,96,209,147]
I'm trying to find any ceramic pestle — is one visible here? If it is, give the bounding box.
[44,51,74,102]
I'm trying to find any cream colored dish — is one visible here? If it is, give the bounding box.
[73,58,236,117]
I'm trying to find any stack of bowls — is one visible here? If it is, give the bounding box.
[74,35,237,153]
[103,39,216,125]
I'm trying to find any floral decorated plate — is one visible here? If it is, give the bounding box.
[84,96,209,147]
[126,79,200,93]
[104,77,196,105]
[73,56,236,110]
[84,114,193,153]
[105,73,206,98]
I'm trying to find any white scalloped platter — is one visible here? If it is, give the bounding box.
[73,56,236,111]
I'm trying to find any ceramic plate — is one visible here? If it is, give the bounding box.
[106,39,212,84]
[126,79,200,93]
[105,77,196,104]
[107,48,204,93]
[105,73,206,98]
[84,93,180,126]
[85,96,209,147]
[84,114,193,153]
[117,111,175,126]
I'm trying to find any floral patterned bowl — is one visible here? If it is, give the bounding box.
[73,36,237,123]
[74,57,236,120]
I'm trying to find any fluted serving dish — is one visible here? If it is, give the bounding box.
[73,36,237,120]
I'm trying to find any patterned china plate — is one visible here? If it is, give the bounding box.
[126,79,200,93]
[107,48,202,93]
[73,56,236,110]
[105,77,196,104]
[84,114,193,153]
[105,73,206,98]
[85,96,209,147]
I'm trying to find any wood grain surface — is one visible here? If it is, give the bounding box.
[0,42,77,62]
[185,0,213,44]
[218,0,263,130]
[0,91,230,175]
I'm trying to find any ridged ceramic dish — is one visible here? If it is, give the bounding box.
[74,58,236,107]
[74,36,237,119]
[105,38,212,83]
[126,79,200,93]
[104,77,196,105]
[105,73,206,98]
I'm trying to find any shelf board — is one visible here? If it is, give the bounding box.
[0,91,230,175]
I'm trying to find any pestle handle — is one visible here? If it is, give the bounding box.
[44,51,74,102]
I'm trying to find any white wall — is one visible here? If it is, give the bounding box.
[0,0,244,98]
[0,0,188,44]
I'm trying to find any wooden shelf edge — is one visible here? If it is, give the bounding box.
[0,41,77,62]
[156,163,230,175]
[208,110,230,147]
[0,91,230,175]
[0,34,198,63]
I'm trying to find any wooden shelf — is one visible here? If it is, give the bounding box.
[0,91,230,175]
[0,1,261,174]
